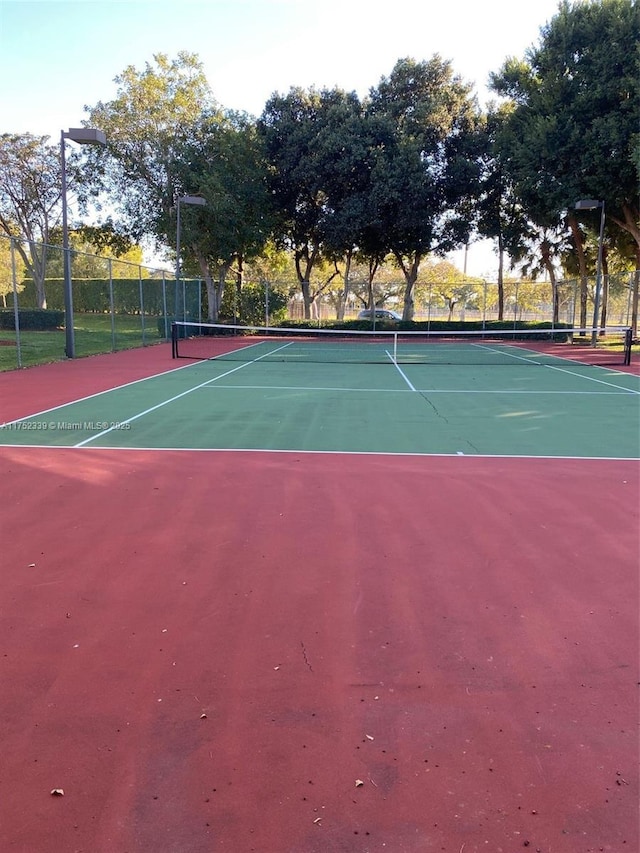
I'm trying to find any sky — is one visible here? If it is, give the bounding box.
[0,0,564,276]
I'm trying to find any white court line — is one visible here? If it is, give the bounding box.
[2,444,638,462]
[473,342,640,393]
[544,363,640,393]
[0,357,204,429]
[195,384,635,396]
[73,341,294,447]
[1,341,636,447]
[387,344,638,396]
[3,340,634,432]
[471,342,546,365]
[0,341,272,429]
[385,350,417,390]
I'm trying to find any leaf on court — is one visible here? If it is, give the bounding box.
[200,713,207,719]
[355,779,364,787]
[50,788,64,796]
[28,563,36,568]
[365,734,374,741]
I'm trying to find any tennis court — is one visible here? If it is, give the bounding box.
[0,331,638,852]
[1,327,639,458]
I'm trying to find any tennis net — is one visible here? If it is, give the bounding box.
[171,322,635,367]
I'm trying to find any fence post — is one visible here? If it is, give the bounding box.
[482,280,487,331]
[138,265,146,346]
[10,237,22,368]
[162,272,169,339]
[108,258,116,352]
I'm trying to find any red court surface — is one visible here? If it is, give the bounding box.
[0,349,638,853]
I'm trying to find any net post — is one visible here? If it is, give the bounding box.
[623,327,632,366]
[171,322,178,358]
[393,331,398,362]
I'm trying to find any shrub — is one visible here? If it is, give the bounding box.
[219,281,288,326]
[0,309,64,330]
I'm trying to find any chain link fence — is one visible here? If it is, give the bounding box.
[0,235,191,368]
[0,233,637,369]
[411,276,637,327]
[289,273,638,329]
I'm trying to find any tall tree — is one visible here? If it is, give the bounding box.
[85,52,216,244]
[39,227,144,279]
[312,99,391,318]
[259,86,364,319]
[475,105,531,319]
[490,0,640,330]
[368,57,481,320]
[0,235,17,308]
[0,134,65,307]
[86,53,275,320]
[173,111,273,320]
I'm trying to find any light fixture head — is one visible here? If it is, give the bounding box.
[63,128,107,146]
[575,199,602,210]
[179,195,207,206]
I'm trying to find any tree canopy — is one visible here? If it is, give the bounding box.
[0,134,63,307]
[489,0,639,326]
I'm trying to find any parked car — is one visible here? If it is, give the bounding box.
[357,309,402,321]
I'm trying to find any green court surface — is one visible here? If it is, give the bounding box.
[1,346,639,458]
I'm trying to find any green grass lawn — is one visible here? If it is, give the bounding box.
[0,314,167,370]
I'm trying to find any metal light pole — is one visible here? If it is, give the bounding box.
[174,194,207,321]
[575,199,605,345]
[60,128,107,358]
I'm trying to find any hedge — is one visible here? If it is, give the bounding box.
[271,319,574,340]
[16,278,289,327]
[17,278,184,315]
[0,309,64,330]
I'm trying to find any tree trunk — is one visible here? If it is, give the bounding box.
[394,251,421,321]
[539,238,559,324]
[611,201,640,250]
[599,252,609,334]
[337,249,352,320]
[215,264,230,321]
[195,250,225,322]
[205,275,216,321]
[294,246,318,320]
[366,257,380,313]
[31,240,48,309]
[34,281,47,310]
[13,239,47,308]
[497,234,505,320]
[234,255,244,324]
[631,269,639,338]
[300,278,312,318]
[549,271,559,325]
